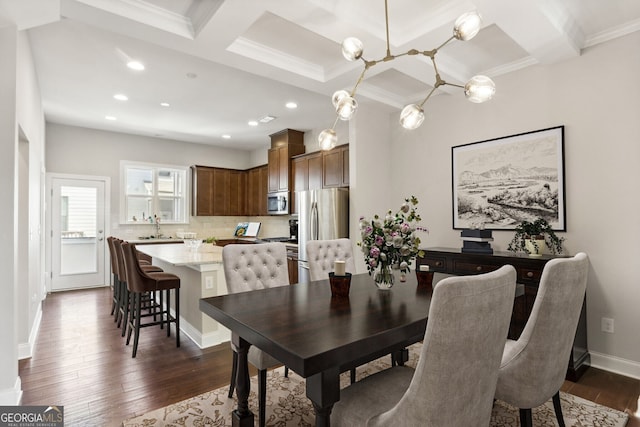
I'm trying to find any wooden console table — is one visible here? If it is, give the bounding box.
[418,247,589,381]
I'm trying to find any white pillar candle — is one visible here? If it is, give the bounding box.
[334,260,346,276]
[419,264,430,272]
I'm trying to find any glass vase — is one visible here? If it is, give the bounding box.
[373,264,394,289]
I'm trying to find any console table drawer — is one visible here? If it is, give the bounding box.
[517,267,542,284]
[453,260,500,275]
[419,255,446,271]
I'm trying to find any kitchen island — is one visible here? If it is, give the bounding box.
[136,242,230,348]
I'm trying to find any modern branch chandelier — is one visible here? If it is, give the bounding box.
[318,1,496,150]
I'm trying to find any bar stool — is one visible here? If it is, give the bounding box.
[112,238,162,336]
[106,237,120,317]
[121,242,181,358]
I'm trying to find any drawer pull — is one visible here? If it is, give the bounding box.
[435,261,443,267]
[476,266,482,271]
[527,271,534,278]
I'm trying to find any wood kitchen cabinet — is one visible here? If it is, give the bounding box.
[228,169,246,216]
[292,144,349,198]
[287,245,298,284]
[292,151,322,214]
[268,129,305,193]
[246,165,268,216]
[192,166,216,216]
[192,166,248,216]
[323,144,349,188]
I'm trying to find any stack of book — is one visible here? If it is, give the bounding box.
[461,229,494,254]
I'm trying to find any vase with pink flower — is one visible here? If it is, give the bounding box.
[358,196,427,289]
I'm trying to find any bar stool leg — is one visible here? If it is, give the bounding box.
[166,289,171,338]
[175,288,180,348]
[132,292,142,358]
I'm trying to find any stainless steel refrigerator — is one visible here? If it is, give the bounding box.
[297,188,349,283]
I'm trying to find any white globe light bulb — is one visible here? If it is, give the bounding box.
[318,129,337,151]
[341,37,364,61]
[400,104,425,130]
[464,75,496,103]
[332,90,350,108]
[454,11,482,41]
[336,96,358,121]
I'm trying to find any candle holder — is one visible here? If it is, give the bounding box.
[329,272,352,298]
[416,270,434,289]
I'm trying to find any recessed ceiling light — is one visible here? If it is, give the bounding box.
[259,115,276,123]
[160,102,170,107]
[222,134,231,139]
[248,120,258,126]
[105,116,117,121]
[285,102,298,109]
[127,60,145,71]
[113,94,128,101]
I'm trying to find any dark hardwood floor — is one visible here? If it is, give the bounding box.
[19,287,640,426]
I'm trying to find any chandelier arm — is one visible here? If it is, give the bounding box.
[349,66,370,97]
[435,35,456,52]
[417,86,439,108]
[384,0,391,58]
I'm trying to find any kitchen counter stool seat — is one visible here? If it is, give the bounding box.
[121,242,180,358]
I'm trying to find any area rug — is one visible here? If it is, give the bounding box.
[123,344,629,427]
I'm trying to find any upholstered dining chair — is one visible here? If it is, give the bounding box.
[494,252,589,427]
[306,238,356,281]
[222,242,290,427]
[331,265,517,427]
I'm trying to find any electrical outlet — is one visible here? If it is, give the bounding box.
[601,317,614,334]
[205,276,214,290]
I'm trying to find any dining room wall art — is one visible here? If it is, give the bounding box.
[451,126,566,230]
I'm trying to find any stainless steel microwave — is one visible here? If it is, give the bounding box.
[267,191,289,215]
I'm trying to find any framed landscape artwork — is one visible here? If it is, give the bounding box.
[451,126,566,231]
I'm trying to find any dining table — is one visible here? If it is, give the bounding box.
[199,271,439,427]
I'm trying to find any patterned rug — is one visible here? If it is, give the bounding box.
[123,344,629,427]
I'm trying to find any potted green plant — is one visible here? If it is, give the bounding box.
[507,218,564,256]
[205,236,217,245]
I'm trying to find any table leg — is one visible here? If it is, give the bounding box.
[306,367,340,427]
[231,336,254,427]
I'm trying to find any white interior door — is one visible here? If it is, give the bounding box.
[50,176,106,290]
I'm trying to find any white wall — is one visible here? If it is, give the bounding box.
[0,25,46,404]
[0,24,20,406]
[382,31,640,377]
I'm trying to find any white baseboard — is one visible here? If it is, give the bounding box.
[18,303,43,360]
[589,350,640,380]
[177,314,230,349]
[0,377,22,405]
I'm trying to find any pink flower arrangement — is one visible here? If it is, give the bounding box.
[358,196,428,276]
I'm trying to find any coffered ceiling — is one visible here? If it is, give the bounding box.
[1,0,639,150]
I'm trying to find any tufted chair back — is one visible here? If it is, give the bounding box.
[306,238,356,281]
[222,242,290,293]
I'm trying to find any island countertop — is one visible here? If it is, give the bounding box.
[136,242,223,266]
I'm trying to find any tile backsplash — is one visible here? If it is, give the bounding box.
[112,215,291,241]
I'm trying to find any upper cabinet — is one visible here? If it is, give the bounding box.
[323,144,349,188]
[246,165,268,216]
[267,129,305,194]
[293,144,349,192]
[192,166,246,216]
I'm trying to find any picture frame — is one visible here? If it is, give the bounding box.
[451,126,566,231]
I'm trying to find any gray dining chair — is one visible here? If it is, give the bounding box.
[306,238,356,281]
[494,252,589,427]
[222,242,290,427]
[331,265,517,426]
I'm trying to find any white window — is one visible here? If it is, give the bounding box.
[120,161,189,224]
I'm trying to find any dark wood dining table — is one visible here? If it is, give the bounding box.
[199,272,436,427]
